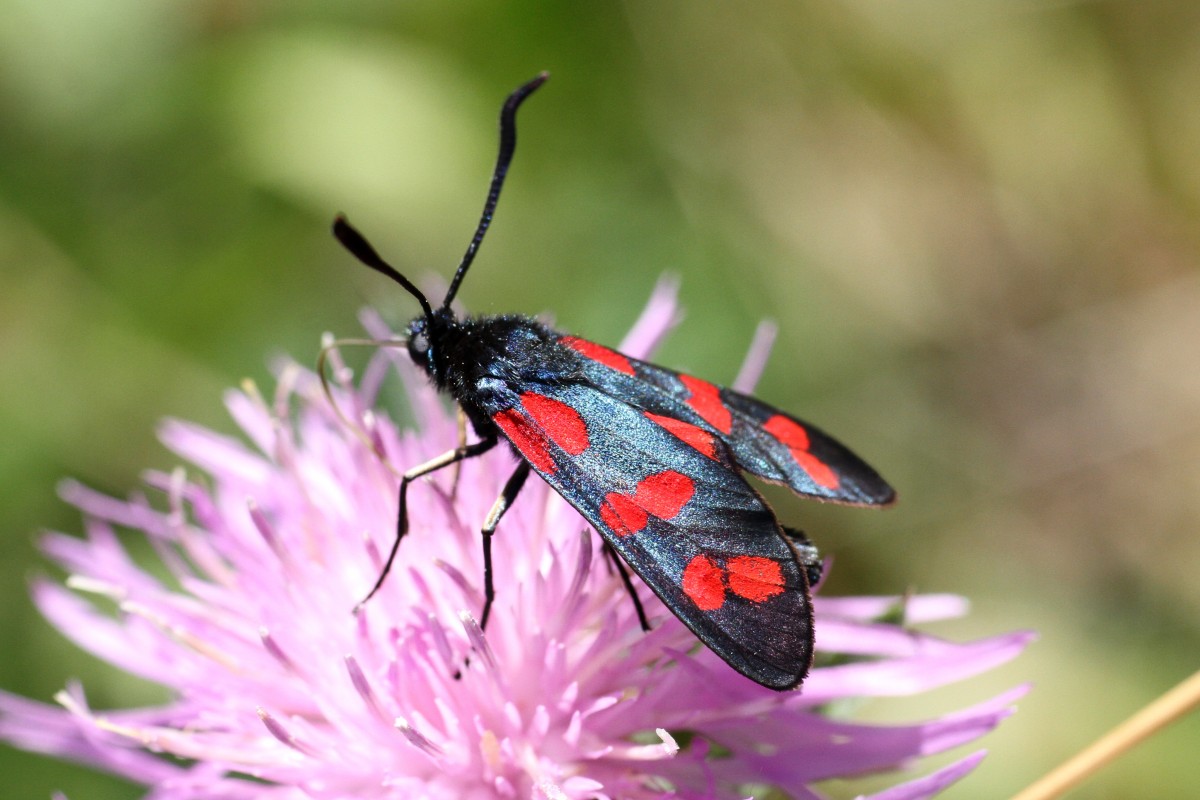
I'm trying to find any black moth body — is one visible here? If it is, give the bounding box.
[333,73,895,690]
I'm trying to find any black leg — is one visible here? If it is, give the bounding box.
[603,542,651,632]
[355,436,497,611]
[478,461,531,631]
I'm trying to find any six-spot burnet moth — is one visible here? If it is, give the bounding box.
[331,72,896,690]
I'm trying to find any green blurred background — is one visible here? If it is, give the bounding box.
[2,2,1198,798]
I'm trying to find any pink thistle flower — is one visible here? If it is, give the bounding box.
[1,280,1031,799]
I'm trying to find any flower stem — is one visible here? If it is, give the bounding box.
[1011,669,1200,800]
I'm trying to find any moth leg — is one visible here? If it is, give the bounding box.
[602,542,651,632]
[356,435,498,611]
[449,408,469,501]
[478,461,531,631]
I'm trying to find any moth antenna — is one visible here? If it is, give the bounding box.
[332,215,436,326]
[442,72,549,310]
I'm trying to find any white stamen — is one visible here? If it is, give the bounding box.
[536,777,569,800]
[259,627,296,673]
[426,614,455,669]
[258,707,319,758]
[361,530,383,572]
[345,655,390,725]
[119,601,239,671]
[247,499,283,557]
[64,575,126,600]
[395,715,444,758]
[459,610,498,672]
[656,727,679,756]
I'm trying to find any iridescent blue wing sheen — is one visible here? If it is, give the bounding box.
[558,335,895,507]
[488,376,814,690]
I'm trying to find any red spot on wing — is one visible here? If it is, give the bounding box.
[633,470,694,520]
[726,556,786,603]
[600,492,649,537]
[793,452,839,491]
[680,375,733,434]
[598,470,695,538]
[682,555,726,611]
[561,336,635,376]
[521,392,589,455]
[763,414,809,450]
[763,414,840,491]
[644,412,719,460]
[681,554,787,611]
[493,409,555,474]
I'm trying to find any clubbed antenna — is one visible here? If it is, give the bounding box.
[441,72,549,309]
[332,215,436,326]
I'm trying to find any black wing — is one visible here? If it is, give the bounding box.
[559,335,895,506]
[489,379,814,690]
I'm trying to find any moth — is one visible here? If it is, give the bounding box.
[333,73,895,689]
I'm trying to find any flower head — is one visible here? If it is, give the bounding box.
[1,280,1031,799]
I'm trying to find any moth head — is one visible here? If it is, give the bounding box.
[405,316,434,373]
[331,74,547,342]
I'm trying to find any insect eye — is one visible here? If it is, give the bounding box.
[406,319,434,371]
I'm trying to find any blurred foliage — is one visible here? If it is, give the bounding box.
[2,1,1199,798]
